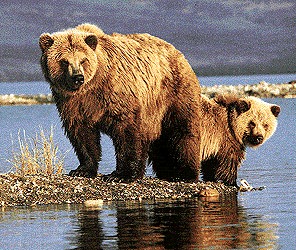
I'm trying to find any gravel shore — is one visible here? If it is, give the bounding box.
[0,173,237,207]
[0,81,295,106]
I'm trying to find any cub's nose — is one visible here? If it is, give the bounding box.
[246,134,264,146]
[72,74,84,85]
[253,135,264,145]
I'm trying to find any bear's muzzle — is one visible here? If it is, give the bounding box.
[67,74,84,91]
[246,134,264,146]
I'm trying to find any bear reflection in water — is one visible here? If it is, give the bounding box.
[69,197,278,249]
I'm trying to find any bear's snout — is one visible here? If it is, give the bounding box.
[72,74,84,85]
[246,134,264,146]
[67,74,84,91]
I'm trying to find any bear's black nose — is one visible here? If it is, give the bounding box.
[250,135,264,145]
[72,74,84,85]
[245,134,264,146]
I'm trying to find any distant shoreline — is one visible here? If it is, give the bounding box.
[0,81,295,106]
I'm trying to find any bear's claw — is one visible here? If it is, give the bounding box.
[68,169,97,178]
[102,171,137,183]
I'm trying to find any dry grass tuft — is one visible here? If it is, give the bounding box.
[9,127,65,176]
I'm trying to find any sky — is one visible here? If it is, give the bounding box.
[0,0,295,82]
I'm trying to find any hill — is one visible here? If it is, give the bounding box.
[0,0,295,82]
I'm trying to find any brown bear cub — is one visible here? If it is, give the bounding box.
[199,94,280,186]
[39,23,201,182]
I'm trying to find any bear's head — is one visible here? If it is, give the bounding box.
[215,95,280,148]
[39,29,99,92]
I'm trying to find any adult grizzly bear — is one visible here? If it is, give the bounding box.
[199,94,280,186]
[39,23,201,182]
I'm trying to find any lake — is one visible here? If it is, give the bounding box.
[0,75,295,249]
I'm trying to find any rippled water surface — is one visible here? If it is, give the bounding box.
[0,198,280,249]
[0,76,295,249]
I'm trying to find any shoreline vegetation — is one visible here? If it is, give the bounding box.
[0,81,295,106]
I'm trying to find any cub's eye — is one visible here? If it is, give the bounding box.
[60,60,69,67]
[249,121,256,129]
[81,58,88,65]
[264,124,269,129]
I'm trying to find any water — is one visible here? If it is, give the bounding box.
[0,75,295,249]
[0,200,279,249]
[199,73,296,86]
[0,81,51,95]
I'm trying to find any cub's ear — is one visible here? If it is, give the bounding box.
[215,94,250,115]
[271,105,280,117]
[85,35,98,51]
[39,33,54,52]
[233,100,251,115]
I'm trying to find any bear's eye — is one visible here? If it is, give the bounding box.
[60,60,69,67]
[249,121,256,129]
[264,124,269,130]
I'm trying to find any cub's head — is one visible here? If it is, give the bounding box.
[215,95,280,147]
[39,27,100,92]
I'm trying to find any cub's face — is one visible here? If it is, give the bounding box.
[39,31,98,92]
[232,97,280,148]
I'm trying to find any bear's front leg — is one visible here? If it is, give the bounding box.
[202,157,240,187]
[106,129,148,182]
[67,126,102,178]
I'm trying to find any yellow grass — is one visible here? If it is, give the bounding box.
[9,127,65,176]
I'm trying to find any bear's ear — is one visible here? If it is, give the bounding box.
[234,100,251,115]
[39,33,54,52]
[271,105,280,117]
[85,35,98,51]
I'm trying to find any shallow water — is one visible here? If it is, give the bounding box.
[0,198,279,250]
[0,76,295,249]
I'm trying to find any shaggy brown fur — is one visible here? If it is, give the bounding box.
[39,23,201,182]
[198,94,280,186]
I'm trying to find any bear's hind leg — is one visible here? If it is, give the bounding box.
[200,158,218,183]
[149,136,176,181]
[172,132,200,182]
[150,130,200,182]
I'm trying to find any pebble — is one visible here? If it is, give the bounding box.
[84,199,104,208]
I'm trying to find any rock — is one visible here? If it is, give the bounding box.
[199,187,220,197]
[84,199,104,208]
